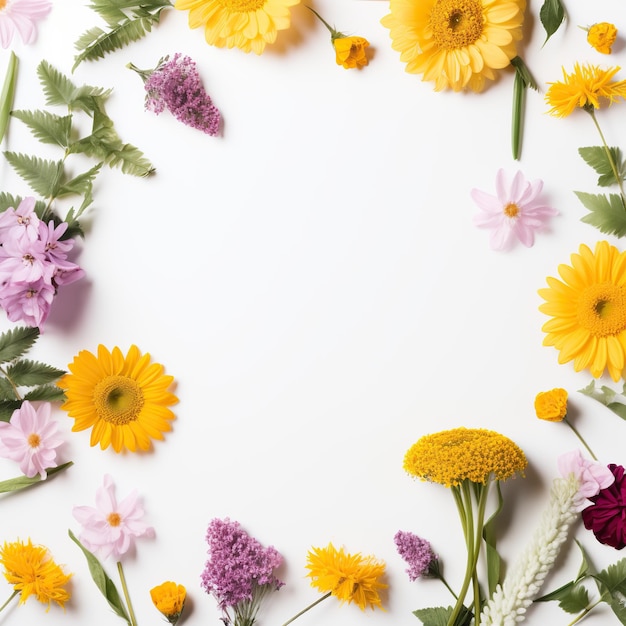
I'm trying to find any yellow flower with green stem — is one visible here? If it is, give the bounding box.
[150,581,186,625]
[584,23,618,55]
[404,427,527,626]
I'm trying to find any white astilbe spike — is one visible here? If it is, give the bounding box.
[480,474,580,626]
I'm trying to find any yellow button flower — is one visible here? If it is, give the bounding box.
[535,388,568,422]
[587,22,618,54]
[150,581,186,624]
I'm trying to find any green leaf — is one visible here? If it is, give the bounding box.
[558,585,590,614]
[0,51,18,143]
[37,60,77,108]
[579,146,626,188]
[0,193,48,218]
[576,191,626,237]
[4,360,65,387]
[69,530,132,625]
[579,380,626,421]
[0,327,39,365]
[0,401,22,422]
[539,0,565,43]
[106,142,155,177]
[0,461,73,493]
[10,109,72,147]
[593,558,626,596]
[0,378,16,402]
[413,606,472,626]
[56,162,103,198]
[3,151,64,198]
[23,385,66,403]
[608,596,626,626]
[483,481,504,595]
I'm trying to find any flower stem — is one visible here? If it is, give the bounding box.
[564,418,597,460]
[0,590,19,613]
[588,109,626,203]
[305,6,342,41]
[566,597,604,626]
[117,561,138,626]
[280,592,332,626]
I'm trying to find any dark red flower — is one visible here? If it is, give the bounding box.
[582,464,626,549]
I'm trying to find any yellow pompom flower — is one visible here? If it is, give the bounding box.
[587,22,618,55]
[150,581,186,624]
[381,0,526,92]
[535,388,568,422]
[58,344,178,453]
[174,0,300,55]
[0,539,71,610]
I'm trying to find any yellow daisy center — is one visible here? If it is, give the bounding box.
[503,203,519,218]
[107,513,121,527]
[27,433,40,448]
[93,375,144,425]
[430,0,484,50]
[216,0,265,12]
[577,283,626,337]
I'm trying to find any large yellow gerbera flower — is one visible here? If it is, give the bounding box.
[174,0,300,55]
[381,0,526,92]
[539,241,626,381]
[0,539,71,609]
[58,345,178,453]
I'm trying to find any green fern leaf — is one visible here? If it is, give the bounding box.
[577,191,626,237]
[37,60,77,107]
[4,360,65,387]
[106,143,155,177]
[579,146,626,188]
[11,109,71,147]
[3,151,64,198]
[56,162,103,198]
[23,385,66,403]
[0,401,23,422]
[0,327,39,365]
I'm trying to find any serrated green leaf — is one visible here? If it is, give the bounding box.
[579,146,626,188]
[0,51,18,143]
[483,481,504,595]
[535,580,578,603]
[558,585,590,614]
[106,142,154,177]
[0,401,22,422]
[608,596,626,625]
[0,378,16,402]
[56,162,103,199]
[574,539,591,580]
[4,360,65,387]
[579,380,626,420]
[23,385,66,403]
[0,461,73,493]
[69,529,132,625]
[576,191,626,237]
[0,327,39,365]
[11,109,72,147]
[3,151,64,198]
[413,606,472,626]
[540,0,565,43]
[37,60,77,108]
[594,558,626,596]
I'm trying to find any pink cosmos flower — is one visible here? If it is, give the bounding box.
[0,0,52,48]
[0,401,62,479]
[471,169,558,250]
[73,474,155,561]
[0,277,54,327]
[558,449,615,510]
[0,196,40,242]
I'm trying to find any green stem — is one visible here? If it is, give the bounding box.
[281,592,332,626]
[305,6,342,41]
[0,51,18,144]
[564,418,597,460]
[511,69,524,160]
[0,590,19,613]
[0,365,23,401]
[565,597,604,626]
[438,573,459,600]
[117,561,138,626]
[588,108,626,203]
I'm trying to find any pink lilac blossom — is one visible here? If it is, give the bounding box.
[394,530,438,581]
[142,54,221,136]
[0,0,52,48]
[0,401,62,479]
[201,517,283,623]
[72,474,155,561]
[471,169,558,251]
[558,449,616,510]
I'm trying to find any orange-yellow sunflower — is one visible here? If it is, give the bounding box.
[174,0,300,55]
[539,241,626,381]
[58,345,178,453]
[381,0,526,92]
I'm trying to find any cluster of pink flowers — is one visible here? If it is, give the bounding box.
[394,530,438,581]
[0,197,84,328]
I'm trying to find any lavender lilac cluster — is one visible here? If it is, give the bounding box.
[144,54,221,136]
[0,197,84,328]
[394,530,438,581]
[201,517,284,614]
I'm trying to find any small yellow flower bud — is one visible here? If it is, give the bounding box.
[534,388,568,422]
[332,36,370,69]
[150,581,186,624]
[587,22,618,54]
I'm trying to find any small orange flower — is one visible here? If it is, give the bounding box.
[535,388,568,422]
[150,581,186,624]
[587,22,618,54]
[333,36,370,69]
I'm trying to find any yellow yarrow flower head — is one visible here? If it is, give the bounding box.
[587,22,618,55]
[535,388,568,422]
[150,581,186,624]
[404,427,527,487]
[0,539,71,610]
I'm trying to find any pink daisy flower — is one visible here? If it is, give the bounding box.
[0,0,51,48]
[73,474,155,561]
[0,401,63,479]
[471,169,558,250]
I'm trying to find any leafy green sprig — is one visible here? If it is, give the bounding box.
[3,60,154,238]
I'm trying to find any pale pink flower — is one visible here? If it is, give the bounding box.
[0,401,62,479]
[0,277,54,327]
[73,474,155,561]
[0,0,52,48]
[471,169,558,250]
[558,449,615,510]
[0,197,40,242]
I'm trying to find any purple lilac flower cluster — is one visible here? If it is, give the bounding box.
[201,517,283,616]
[394,530,438,581]
[144,54,221,136]
[0,197,84,328]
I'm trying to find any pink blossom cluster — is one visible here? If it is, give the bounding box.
[201,517,284,612]
[0,197,84,328]
[394,530,438,581]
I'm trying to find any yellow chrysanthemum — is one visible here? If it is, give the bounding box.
[546,63,626,117]
[381,0,526,92]
[306,543,386,611]
[58,344,178,453]
[404,427,527,487]
[534,388,568,422]
[0,539,71,610]
[587,23,617,55]
[150,581,186,624]
[174,0,300,55]
[539,241,626,381]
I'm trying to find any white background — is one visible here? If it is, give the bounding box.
[1,1,626,625]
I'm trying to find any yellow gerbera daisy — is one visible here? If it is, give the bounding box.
[174,0,300,55]
[0,539,71,609]
[58,344,178,453]
[539,241,626,381]
[381,0,526,92]
[306,543,386,611]
[545,63,626,117]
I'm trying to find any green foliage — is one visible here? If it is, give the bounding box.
[10,109,72,147]
[539,0,565,44]
[594,559,626,625]
[0,52,18,143]
[3,152,64,198]
[577,192,626,237]
[579,146,626,188]
[0,462,73,494]
[73,0,173,71]
[483,481,504,596]
[413,606,473,626]
[579,380,626,421]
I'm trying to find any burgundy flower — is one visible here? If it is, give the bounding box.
[581,464,626,549]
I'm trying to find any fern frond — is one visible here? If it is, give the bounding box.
[11,109,71,147]
[3,152,64,199]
